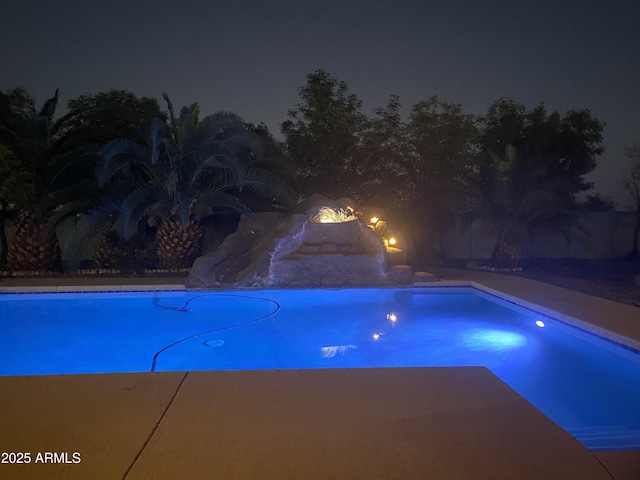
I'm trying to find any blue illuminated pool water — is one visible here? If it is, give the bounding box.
[1,287,639,451]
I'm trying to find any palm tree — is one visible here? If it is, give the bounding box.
[0,89,66,272]
[462,146,572,267]
[36,91,168,272]
[67,96,296,270]
[0,144,23,265]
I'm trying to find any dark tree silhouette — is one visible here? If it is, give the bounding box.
[281,70,366,199]
[470,98,605,264]
[623,143,640,259]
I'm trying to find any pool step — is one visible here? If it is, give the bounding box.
[567,424,640,450]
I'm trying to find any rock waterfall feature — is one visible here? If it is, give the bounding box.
[186,196,405,288]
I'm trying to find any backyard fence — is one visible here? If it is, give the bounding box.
[430,211,639,260]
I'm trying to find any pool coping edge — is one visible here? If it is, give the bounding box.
[466,281,640,352]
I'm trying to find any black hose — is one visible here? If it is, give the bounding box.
[150,293,281,372]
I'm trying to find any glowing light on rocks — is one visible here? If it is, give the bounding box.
[312,206,357,223]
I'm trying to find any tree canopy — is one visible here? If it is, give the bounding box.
[60,90,166,148]
[281,69,366,198]
[478,98,604,203]
[0,78,612,271]
[279,73,607,264]
[623,142,640,258]
[464,98,605,263]
[357,94,411,205]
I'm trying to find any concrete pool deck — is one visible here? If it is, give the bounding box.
[0,368,627,480]
[1,270,639,479]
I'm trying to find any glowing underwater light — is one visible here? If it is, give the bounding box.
[373,333,381,341]
[387,313,398,323]
[536,320,545,328]
[460,328,527,351]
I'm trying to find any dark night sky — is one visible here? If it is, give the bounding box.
[2,0,639,205]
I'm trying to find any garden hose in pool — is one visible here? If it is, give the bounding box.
[150,293,281,372]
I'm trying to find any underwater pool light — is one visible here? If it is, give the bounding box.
[536,320,545,328]
[460,328,527,351]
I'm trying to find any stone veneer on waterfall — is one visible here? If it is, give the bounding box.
[186,195,400,288]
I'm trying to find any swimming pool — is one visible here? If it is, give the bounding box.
[1,287,639,451]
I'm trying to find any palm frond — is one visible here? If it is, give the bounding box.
[44,144,99,193]
[209,167,240,191]
[96,139,149,187]
[198,140,236,168]
[192,192,253,220]
[37,178,99,231]
[220,133,263,156]
[162,92,179,144]
[116,189,168,240]
[176,104,200,149]
[39,89,59,120]
[148,118,166,166]
[235,167,297,206]
[64,199,123,270]
[42,198,92,237]
[177,188,197,226]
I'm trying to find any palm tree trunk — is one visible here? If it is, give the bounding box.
[6,210,61,272]
[156,218,203,269]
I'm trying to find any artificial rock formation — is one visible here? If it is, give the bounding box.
[186,196,398,289]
